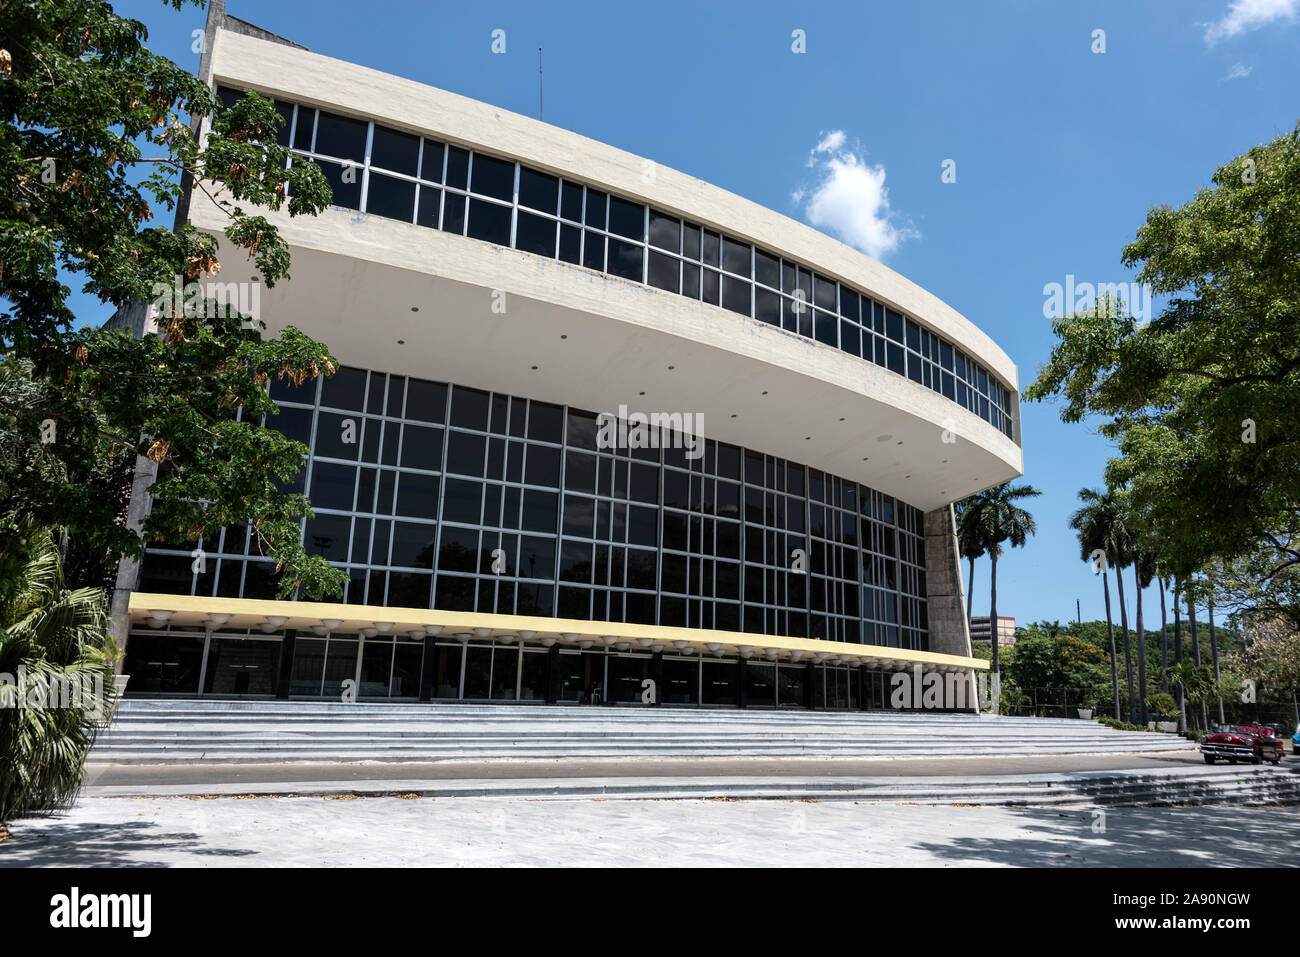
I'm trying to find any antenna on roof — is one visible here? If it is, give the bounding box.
[538,46,544,121]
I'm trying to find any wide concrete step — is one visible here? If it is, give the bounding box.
[91,699,1193,764]
[81,766,1300,807]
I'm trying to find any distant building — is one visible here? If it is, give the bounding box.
[969,616,1016,647]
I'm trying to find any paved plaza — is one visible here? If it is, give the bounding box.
[4,796,1297,867]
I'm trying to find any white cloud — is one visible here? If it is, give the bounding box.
[793,131,916,260]
[1225,62,1253,78]
[1204,0,1299,44]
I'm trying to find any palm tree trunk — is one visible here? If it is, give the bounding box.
[1158,576,1169,693]
[989,550,1000,680]
[1209,596,1223,726]
[966,556,976,631]
[1188,589,1208,731]
[1135,565,1147,726]
[1115,566,1136,724]
[1173,579,1185,734]
[1102,568,1120,720]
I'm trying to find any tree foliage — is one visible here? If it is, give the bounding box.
[0,519,118,822]
[0,0,344,599]
[1024,126,1300,579]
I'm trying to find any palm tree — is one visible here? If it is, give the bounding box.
[0,522,119,823]
[1205,567,1225,726]
[959,483,1042,678]
[1158,574,1170,693]
[1131,548,1155,725]
[1070,487,1125,721]
[955,500,987,632]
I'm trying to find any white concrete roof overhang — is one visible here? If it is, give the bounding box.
[195,199,1022,511]
[197,26,1024,510]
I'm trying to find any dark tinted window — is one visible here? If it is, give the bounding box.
[519,167,559,212]
[649,212,679,251]
[315,159,361,209]
[366,173,415,221]
[420,140,445,182]
[467,198,512,245]
[560,181,583,221]
[721,237,750,277]
[471,153,515,201]
[608,196,643,240]
[416,185,441,228]
[445,146,469,189]
[321,367,366,410]
[314,111,367,162]
[516,211,556,257]
[370,125,419,175]
[648,251,679,292]
[584,190,607,228]
[608,239,643,281]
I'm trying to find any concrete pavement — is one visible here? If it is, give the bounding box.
[4,796,1297,867]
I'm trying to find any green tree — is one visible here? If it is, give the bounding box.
[956,483,1041,677]
[1024,125,1300,609]
[0,0,344,601]
[0,521,118,822]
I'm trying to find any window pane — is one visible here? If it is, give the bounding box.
[441,192,465,233]
[885,308,904,343]
[608,196,644,240]
[467,198,512,245]
[682,223,701,260]
[445,146,469,189]
[420,140,445,182]
[516,211,556,257]
[647,250,679,292]
[607,238,643,281]
[755,287,781,325]
[815,310,838,347]
[754,249,779,288]
[701,230,720,265]
[840,287,860,322]
[682,262,700,299]
[315,159,361,209]
[370,125,419,175]
[313,111,367,161]
[470,153,514,201]
[649,211,680,251]
[721,237,751,277]
[840,319,861,356]
[721,275,750,316]
[559,224,581,264]
[273,101,293,147]
[583,231,605,271]
[293,107,315,151]
[702,268,720,305]
[560,181,583,221]
[416,185,441,228]
[814,273,836,309]
[365,173,415,221]
[518,167,558,212]
[584,189,607,228]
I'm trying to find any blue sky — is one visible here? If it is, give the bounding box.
[84,0,1300,627]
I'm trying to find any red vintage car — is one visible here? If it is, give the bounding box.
[1200,724,1285,765]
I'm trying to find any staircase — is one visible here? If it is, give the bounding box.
[90,699,1196,764]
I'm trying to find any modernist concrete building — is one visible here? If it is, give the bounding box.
[112,4,1023,711]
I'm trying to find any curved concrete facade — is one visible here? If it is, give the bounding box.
[114,5,1019,712]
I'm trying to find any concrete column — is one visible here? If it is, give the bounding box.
[923,504,979,712]
[107,453,159,673]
